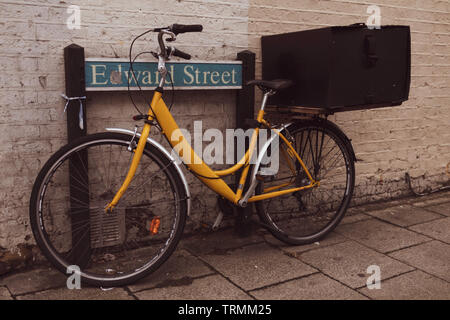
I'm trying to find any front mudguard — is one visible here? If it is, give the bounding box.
[105,127,191,216]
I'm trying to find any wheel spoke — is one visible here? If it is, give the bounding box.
[31,134,186,285]
[258,124,354,244]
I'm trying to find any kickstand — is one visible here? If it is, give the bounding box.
[211,211,224,231]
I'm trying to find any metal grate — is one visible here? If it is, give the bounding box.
[89,202,125,249]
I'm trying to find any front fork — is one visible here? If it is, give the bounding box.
[104,122,151,212]
[104,93,161,212]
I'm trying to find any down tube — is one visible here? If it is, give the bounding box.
[152,96,237,203]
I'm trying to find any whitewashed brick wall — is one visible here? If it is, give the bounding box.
[249,0,450,204]
[0,0,448,253]
[0,0,249,251]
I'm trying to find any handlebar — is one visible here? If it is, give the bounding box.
[169,24,203,35]
[155,24,202,60]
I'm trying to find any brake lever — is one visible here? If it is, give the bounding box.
[161,30,176,41]
[158,30,176,59]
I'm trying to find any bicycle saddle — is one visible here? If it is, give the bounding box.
[247,79,294,92]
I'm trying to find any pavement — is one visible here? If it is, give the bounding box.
[0,191,449,300]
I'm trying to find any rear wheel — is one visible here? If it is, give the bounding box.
[255,119,355,245]
[29,132,188,287]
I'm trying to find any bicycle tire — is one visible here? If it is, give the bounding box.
[29,132,188,287]
[255,119,355,245]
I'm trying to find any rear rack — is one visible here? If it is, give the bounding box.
[265,102,404,123]
[265,105,332,123]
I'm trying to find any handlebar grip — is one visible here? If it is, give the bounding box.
[170,24,203,35]
[172,48,191,60]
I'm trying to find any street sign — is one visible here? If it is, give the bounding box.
[85,58,242,91]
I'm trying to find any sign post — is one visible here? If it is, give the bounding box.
[63,44,91,266]
[235,50,256,237]
[63,44,255,242]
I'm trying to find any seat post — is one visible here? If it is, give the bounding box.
[260,90,275,112]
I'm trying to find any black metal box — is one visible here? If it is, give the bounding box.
[261,24,411,111]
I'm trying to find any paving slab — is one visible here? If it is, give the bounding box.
[366,204,442,227]
[389,241,450,282]
[180,228,264,256]
[340,213,373,225]
[0,267,66,296]
[199,243,317,291]
[135,274,251,300]
[410,193,450,207]
[264,232,347,256]
[18,287,134,300]
[409,217,450,243]
[346,206,371,215]
[0,286,12,300]
[128,249,214,292]
[299,241,414,289]
[425,203,450,217]
[250,273,367,300]
[335,219,430,253]
[358,270,450,300]
[349,198,415,213]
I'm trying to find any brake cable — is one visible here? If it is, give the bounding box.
[128,28,176,120]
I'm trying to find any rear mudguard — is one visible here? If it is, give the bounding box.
[284,118,357,162]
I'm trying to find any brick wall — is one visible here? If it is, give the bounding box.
[0,0,449,255]
[249,0,450,204]
[0,0,249,252]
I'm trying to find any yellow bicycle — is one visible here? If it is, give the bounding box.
[29,24,355,286]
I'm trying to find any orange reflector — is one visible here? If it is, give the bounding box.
[150,217,161,235]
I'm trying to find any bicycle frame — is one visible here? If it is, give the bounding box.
[105,88,319,212]
[105,29,318,211]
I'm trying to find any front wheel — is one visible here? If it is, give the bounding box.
[255,119,355,245]
[29,132,188,287]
